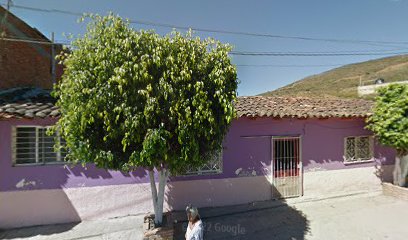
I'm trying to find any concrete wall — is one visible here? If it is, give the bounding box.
[0,117,396,228]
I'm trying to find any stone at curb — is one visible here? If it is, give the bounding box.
[382,182,408,201]
[143,227,174,240]
[144,213,174,239]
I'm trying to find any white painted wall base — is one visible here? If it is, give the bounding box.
[166,175,272,211]
[0,183,154,229]
[302,165,394,200]
[0,166,393,229]
[0,176,272,229]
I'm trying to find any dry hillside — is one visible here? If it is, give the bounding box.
[261,55,408,99]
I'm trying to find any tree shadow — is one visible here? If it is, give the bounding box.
[66,164,113,179]
[373,154,395,183]
[0,185,81,237]
[168,176,309,240]
[0,222,79,239]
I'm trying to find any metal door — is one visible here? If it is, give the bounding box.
[271,136,303,198]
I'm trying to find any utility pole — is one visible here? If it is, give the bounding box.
[51,32,56,85]
[6,0,11,10]
[1,0,12,67]
[1,0,12,37]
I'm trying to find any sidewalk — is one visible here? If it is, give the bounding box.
[0,215,144,240]
[2,191,406,240]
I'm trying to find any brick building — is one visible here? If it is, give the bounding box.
[0,6,62,90]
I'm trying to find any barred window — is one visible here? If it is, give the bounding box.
[12,126,67,165]
[344,136,373,163]
[184,150,223,175]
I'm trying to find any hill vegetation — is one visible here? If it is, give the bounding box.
[261,55,408,99]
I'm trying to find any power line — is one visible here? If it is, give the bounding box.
[0,36,67,45]
[0,34,361,67]
[230,51,408,56]
[236,64,344,68]
[128,20,408,47]
[236,48,408,53]
[2,36,408,57]
[6,3,82,17]
[5,3,408,47]
[3,3,408,57]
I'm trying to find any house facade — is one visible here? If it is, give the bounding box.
[0,96,395,229]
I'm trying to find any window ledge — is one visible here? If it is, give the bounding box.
[343,159,374,165]
[179,171,223,177]
[13,162,66,167]
[44,162,66,166]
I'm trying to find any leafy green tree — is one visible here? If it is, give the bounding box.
[366,84,408,186]
[54,14,238,225]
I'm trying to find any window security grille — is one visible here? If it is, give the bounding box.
[271,136,303,198]
[184,150,223,175]
[273,137,300,178]
[344,136,373,162]
[12,126,66,165]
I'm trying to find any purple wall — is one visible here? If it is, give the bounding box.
[0,119,150,192]
[220,117,395,177]
[0,117,396,192]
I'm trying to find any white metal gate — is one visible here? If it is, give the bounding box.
[271,136,303,198]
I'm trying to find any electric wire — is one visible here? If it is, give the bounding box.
[230,51,408,56]
[236,64,345,68]
[2,35,407,57]
[3,2,408,67]
[3,3,408,47]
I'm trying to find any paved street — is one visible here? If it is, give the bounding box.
[192,193,408,240]
[1,193,407,240]
[0,216,144,240]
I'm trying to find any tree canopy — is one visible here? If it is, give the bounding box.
[366,84,408,154]
[54,14,238,175]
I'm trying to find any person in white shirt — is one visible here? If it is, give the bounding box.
[185,205,204,240]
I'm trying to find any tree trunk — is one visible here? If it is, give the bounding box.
[393,154,408,187]
[148,168,169,226]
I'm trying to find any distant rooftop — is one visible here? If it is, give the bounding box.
[357,80,408,96]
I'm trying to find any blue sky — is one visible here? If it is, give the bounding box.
[5,0,408,96]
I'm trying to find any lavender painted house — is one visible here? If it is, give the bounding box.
[0,94,396,229]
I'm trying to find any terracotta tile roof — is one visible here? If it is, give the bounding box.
[0,102,59,119]
[0,87,58,119]
[236,96,373,118]
[0,94,373,120]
